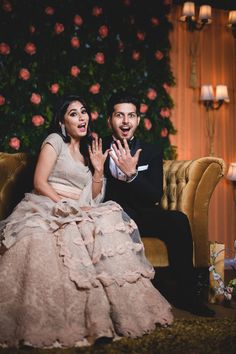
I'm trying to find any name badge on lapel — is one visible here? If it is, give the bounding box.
[137,164,149,172]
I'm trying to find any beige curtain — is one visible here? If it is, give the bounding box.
[169,5,236,258]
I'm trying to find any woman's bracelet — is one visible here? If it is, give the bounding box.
[92,176,104,183]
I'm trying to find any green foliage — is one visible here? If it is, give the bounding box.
[0,0,177,158]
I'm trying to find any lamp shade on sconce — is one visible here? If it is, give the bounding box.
[216,85,230,102]
[199,5,212,22]
[200,85,214,101]
[227,163,236,181]
[228,11,236,26]
[182,2,195,18]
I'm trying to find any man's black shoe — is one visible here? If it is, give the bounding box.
[174,300,215,317]
[188,303,215,317]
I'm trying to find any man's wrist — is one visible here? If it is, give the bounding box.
[126,170,138,183]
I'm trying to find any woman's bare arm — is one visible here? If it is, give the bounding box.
[33,144,62,202]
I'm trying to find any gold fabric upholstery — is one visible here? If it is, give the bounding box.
[0,153,35,220]
[0,153,225,268]
[143,157,225,268]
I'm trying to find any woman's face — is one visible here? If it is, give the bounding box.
[63,101,89,139]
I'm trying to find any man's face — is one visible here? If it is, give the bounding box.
[108,103,140,141]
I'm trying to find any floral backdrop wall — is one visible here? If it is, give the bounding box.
[0,0,176,158]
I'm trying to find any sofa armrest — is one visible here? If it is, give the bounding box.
[161,157,225,267]
[0,152,35,220]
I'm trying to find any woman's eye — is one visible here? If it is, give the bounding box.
[81,109,87,114]
[70,112,77,117]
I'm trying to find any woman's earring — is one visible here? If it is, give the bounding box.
[61,124,66,137]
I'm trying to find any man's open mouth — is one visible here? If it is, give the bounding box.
[120,126,130,132]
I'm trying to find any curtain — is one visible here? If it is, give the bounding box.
[169,5,236,258]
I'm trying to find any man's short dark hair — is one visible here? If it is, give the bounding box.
[107,91,140,117]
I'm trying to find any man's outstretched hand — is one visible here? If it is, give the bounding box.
[109,139,142,177]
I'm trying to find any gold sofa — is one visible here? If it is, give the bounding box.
[0,152,225,269]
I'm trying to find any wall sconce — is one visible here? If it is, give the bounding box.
[226,163,236,204]
[227,10,236,38]
[200,85,229,156]
[180,2,212,31]
[200,85,230,111]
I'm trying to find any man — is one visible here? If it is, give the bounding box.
[103,91,214,317]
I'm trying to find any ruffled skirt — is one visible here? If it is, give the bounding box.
[0,194,173,348]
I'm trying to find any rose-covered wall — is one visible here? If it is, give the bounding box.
[0,0,176,158]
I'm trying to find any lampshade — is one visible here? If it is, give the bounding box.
[200,85,214,101]
[199,5,212,22]
[216,85,230,102]
[182,2,195,18]
[227,163,236,181]
[228,10,236,26]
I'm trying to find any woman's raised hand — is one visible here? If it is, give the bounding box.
[88,136,109,174]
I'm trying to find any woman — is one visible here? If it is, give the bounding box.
[0,95,173,348]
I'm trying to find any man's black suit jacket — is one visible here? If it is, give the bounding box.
[103,136,164,221]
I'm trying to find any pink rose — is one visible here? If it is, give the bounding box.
[29,25,36,34]
[160,108,170,118]
[0,95,5,106]
[24,42,36,55]
[45,6,55,15]
[144,118,152,131]
[147,88,157,100]
[89,83,100,94]
[99,25,108,38]
[0,42,10,55]
[160,127,168,137]
[123,0,131,6]
[163,82,171,93]
[2,1,12,12]
[70,66,80,77]
[155,50,164,60]
[50,83,59,94]
[74,14,83,26]
[151,17,159,26]
[137,31,145,41]
[71,36,80,49]
[92,6,103,17]
[132,50,140,61]
[54,23,64,34]
[9,137,20,150]
[91,111,99,121]
[19,68,30,80]
[32,115,44,127]
[95,52,105,64]
[30,93,41,105]
[140,103,148,114]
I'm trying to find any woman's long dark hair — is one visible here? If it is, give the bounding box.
[51,95,93,170]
